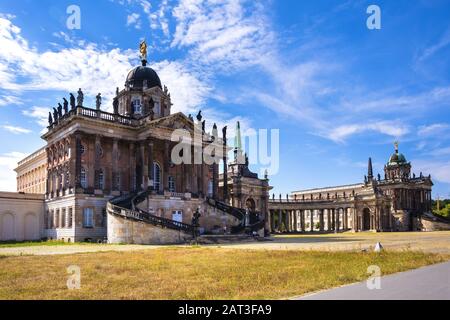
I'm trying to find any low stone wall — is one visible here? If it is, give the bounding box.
[420,217,450,231]
[107,212,193,244]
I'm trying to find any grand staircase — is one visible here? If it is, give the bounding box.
[107,192,266,239]
[206,198,266,234]
[107,191,195,235]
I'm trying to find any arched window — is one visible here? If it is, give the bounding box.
[168,176,175,192]
[153,162,161,191]
[80,168,87,189]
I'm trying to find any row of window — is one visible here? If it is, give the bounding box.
[47,208,105,229]
[79,163,163,190]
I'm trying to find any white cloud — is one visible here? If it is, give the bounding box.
[1,125,31,134]
[418,123,450,137]
[126,13,141,29]
[325,121,410,143]
[23,106,49,128]
[414,159,450,184]
[418,27,450,62]
[0,94,22,106]
[171,0,273,69]
[0,151,26,191]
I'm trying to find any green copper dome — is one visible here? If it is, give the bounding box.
[387,142,407,165]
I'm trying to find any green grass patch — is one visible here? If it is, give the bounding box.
[0,248,447,300]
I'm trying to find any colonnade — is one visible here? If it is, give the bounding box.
[268,208,353,233]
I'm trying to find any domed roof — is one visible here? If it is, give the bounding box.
[125,63,162,89]
[388,152,407,165]
[387,142,407,165]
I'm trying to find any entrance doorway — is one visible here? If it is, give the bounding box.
[363,208,371,231]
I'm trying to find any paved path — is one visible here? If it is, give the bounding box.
[295,261,450,300]
[212,231,450,254]
[0,244,168,256]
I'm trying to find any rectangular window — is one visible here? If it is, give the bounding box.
[62,208,67,228]
[68,208,73,228]
[83,208,94,228]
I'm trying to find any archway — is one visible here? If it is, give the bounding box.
[245,198,256,212]
[1,213,15,241]
[362,208,371,231]
[24,213,39,240]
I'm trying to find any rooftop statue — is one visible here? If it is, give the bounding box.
[69,93,76,110]
[63,98,69,114]
[77,88,84,106]
[96,93,102,110]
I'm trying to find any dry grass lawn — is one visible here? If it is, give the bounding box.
[0,247,447,300]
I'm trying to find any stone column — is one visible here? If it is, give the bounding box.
[335,209,340,233]
[278,209,282,232]
[94,135,101,190]
[285,210,290,233]
[310,210,314,232]
[112,139,119,191]
[327,209,331,232]
[141,142,148,190]
[75,135,82,189]
[293,210,298,232]
[129,143,136,192]
[164,141,170,191]
[319,209,324,231]
[147,140,153,191]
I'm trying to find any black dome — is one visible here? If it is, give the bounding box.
[125,64,162,89]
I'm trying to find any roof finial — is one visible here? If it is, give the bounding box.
[394,141,399,154]
[139,39,148,66]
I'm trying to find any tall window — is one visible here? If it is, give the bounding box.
[83,208,94,228]
[168,176,175,192]
[132,98,142,114]
[62,208,67,228]
[207,180,213,197]
[68,208,73,228]
[80,168,87,188]
[153,162,161,191]
[98,170,104,190]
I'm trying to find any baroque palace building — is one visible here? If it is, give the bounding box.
[3,42,270,243]
[267,144,449,233]
[1,42,448,243]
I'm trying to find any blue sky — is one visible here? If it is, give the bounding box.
[0,0,449,198]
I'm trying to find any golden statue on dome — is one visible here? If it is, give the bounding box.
[139,39,148,65]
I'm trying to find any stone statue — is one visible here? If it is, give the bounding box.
[188,114,194,122]
[69,93,76,110]
[57,103,63,118]
[202,120,205,132]
[53,107,58,122]
[113,98,119,114]
[196,110,202,122]
[77,88,84,106]
[212,123,218,140]
[164,85,168,95]
[222,126,227,140]
[63,98,69,114]
[48,112,53,126]
[378,173,381,181]
[96,93,102,110]
[116,87,119,97]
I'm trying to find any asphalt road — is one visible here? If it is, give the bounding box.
[295,261,450,300]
